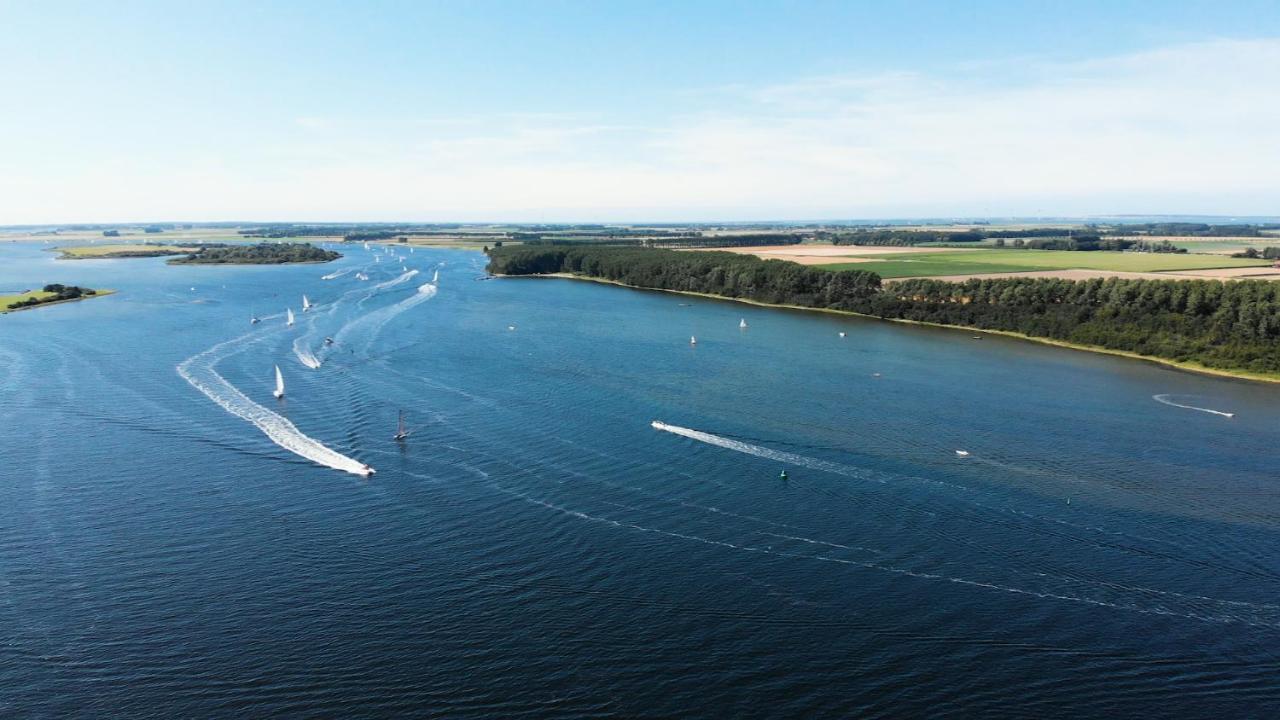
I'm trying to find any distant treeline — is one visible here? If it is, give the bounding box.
[6,284,97,310]
[488,245,1280,376]
[1105,223,1279,237]
[517,233,805,248]
[1233,247,1280,259]
[994,237,1185,253]
[170,243,340,265]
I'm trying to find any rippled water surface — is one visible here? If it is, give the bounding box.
[2,242,1279,717]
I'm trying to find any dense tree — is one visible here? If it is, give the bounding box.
[170,243,340,265]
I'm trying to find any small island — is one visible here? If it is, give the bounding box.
[168,242,341,265]
[2,284,115,314]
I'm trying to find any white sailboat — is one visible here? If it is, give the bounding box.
[690,336,697,345]
[273,365,285,399]
[394,410,409,441]
[739,318,747,329]
[302,295,312,312]
[432,269,439,283]
[286,308,295,326]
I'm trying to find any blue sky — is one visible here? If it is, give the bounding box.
[1,0,1278,222]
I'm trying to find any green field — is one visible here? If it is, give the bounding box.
[820,249,1272,277]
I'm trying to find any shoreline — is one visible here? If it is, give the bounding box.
[501,272,1280,385]
[1,289,116,315]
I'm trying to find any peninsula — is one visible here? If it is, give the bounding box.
[488,244,1280,382]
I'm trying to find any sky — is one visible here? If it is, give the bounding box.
[1,0,1278,223]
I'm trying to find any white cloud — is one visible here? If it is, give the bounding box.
[3,38,1278,222]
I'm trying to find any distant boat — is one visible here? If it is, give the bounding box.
[432,269,439,283]
[690,336,697,345]
[324,337,334,346]
[355,272,369,281]
[363,242,370,250]
[838,332,846,338]
[394,410,409,441]
[286,308,295,326]
[508,325,516,331]
[273,365,285,399]
[302,295,312,312]
[739,318,748,329]
[955,450,970,457]
[359,464,375,477]
[250,311,260,324]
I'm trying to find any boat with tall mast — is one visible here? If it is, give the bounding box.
[273,365,285,399]
[286,308,295,326]
[302,295,312,312]
[394,410,409,441]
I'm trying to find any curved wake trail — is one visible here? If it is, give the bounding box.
[177,331,372,476]
[292,337,322,369]
[321,268,353,280]
[326,274,438,359]
[651,421,876,481]
[1153,394,1235,418]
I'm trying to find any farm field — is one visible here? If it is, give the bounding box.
[819,248,1272,278]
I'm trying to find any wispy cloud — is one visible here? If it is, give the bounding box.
[4,38,1278,221]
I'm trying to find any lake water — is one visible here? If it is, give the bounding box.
[2,242,1279,717]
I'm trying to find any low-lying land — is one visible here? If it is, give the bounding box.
[488,245,1280,381]
[2,284,114,313]
[169,243,341,264]
[58,244,198,259]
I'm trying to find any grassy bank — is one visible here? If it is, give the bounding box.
[504,272,1280,385]
[56,244,197,259]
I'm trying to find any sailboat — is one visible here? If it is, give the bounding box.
[273,365,285,399]
[302,295,312,312]
[432,269,439,283]
[690,336,697,345]
[250,311,260,324]
[739,318,747,329]
[286,308,295,326]
[394,410,409,441]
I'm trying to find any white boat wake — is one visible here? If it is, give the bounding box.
[325,276,438,360]
[1153,394,1234,418]
[321,268,353,280]
[178,332,372,476]
[292,337,322,369]
[650,421,875,480]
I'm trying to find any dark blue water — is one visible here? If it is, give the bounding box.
[2,241,1279,718]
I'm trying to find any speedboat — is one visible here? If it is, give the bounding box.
[324,337,335,346]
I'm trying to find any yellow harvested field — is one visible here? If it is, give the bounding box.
[1170,267,1280,279]
[681,243,973,264]
[883,269,1280,283]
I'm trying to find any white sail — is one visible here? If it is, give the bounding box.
[302,295,312,312]
[273,365,285,398]
[690,336,697,345]
[432,269,439,283]
[286,308,295,326]
[739,318,747,328]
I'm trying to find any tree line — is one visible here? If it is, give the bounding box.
[170,243,341,264]
[488,245,1280,376]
